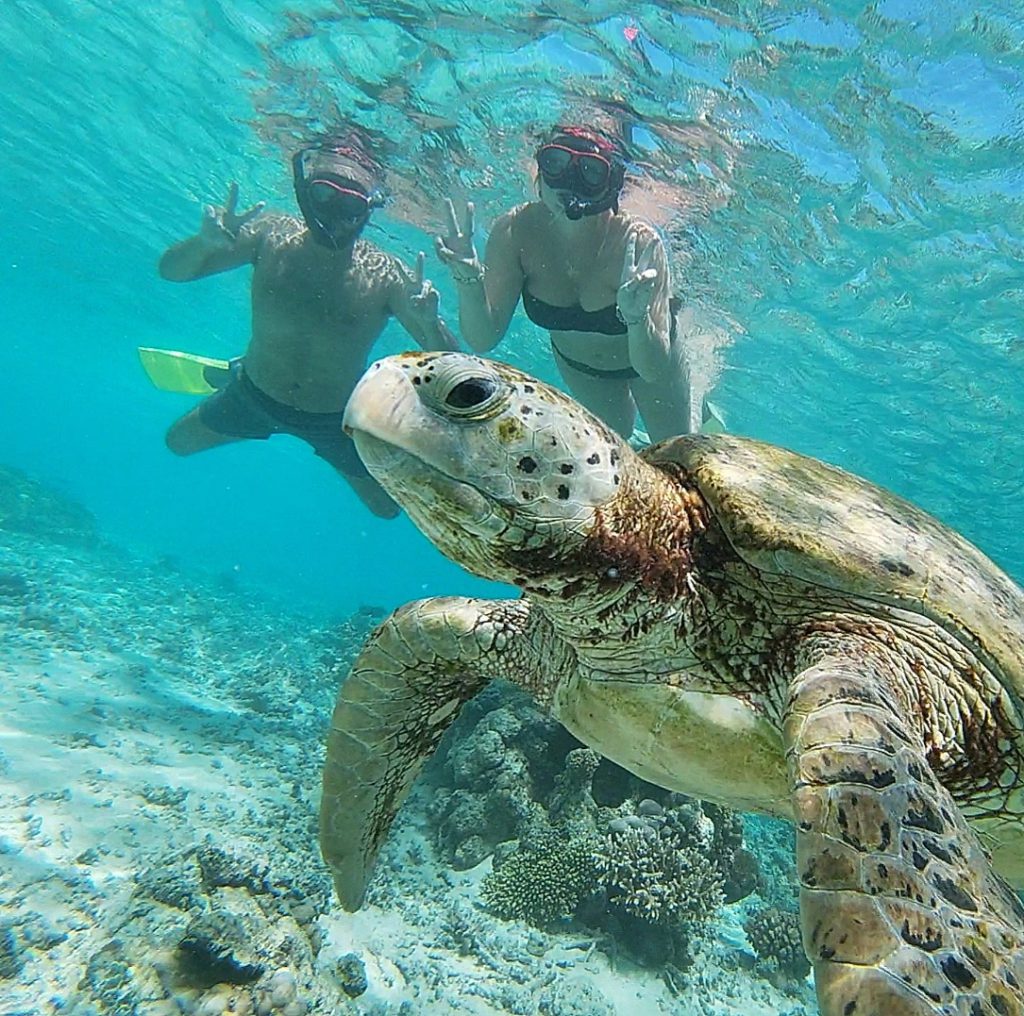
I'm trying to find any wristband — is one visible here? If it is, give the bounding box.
[616,304,647,328]
[450,259,486,285]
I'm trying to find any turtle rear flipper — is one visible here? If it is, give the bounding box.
[784,638,1024,1016]
[319,597,533,910]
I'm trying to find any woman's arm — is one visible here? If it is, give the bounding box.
[618,224,674,382]
[436,201,525,353]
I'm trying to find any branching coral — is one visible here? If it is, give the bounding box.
[594,810,724,928]
[744,906,810,982]
[481,833,598,926]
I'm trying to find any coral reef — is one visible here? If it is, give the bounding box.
[433,689,760,971]
[590,797,728,968]
[744,906,811,985]
[595,801,724,928]
[482,831,598,926]
[0,467,815,1016]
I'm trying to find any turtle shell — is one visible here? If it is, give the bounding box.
[644,434,1024,713]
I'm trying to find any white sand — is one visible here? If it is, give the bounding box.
[0,524,815,1015]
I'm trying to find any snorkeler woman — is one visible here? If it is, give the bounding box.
[435,125,697,442]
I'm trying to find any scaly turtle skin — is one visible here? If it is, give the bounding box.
[321,352,1024,1016]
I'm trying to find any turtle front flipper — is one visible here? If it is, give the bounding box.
[320,596,533,910]
[784,636,1024,1016]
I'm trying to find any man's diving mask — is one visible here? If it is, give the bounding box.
[292,148,385,248]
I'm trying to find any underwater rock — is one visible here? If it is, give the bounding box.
[547,747,601,834]
[722,846,760,904]
[20,912,68,952]
[80,939,138,1014]
[196,844,272,894]
[0,923,24,980]
[254,968,306,1014]
[335,952,368,998]
[0,464,99,546]
[141,783,190,807]
[192,984,257,1016]
[0,570,30,600]
[429,703,546,868]
[177,909,265,988]
[134,854,204,911]
[743,813,800,910]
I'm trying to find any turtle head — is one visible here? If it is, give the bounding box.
[344,352,633,586]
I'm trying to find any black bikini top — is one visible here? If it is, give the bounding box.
[521,287,627,336]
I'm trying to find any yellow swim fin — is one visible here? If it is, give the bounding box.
[138,347,233,395]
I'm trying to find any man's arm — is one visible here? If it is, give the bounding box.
[158,183,268,282]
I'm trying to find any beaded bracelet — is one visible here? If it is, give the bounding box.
[451,261,487,285]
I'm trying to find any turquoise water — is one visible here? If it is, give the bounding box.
[4,3,1024,1013]
[4,1,1024,613]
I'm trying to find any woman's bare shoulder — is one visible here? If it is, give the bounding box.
[616,212,663,245]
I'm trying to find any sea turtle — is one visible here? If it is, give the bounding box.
[321,351,1024,1016]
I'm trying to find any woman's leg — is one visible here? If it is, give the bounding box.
[552,353,637,439]
[631,338,694,441]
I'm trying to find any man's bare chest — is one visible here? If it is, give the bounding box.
[253,250,388,326]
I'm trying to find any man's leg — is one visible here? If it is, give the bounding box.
[165,406,247,456]
[165,367,277,456]
[311,430,401,520]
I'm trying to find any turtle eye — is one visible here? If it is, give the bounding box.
[446,377,498,410]
[423,360,510,420]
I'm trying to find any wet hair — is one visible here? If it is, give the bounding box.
[547,124,628,161]
[295,133,384,189]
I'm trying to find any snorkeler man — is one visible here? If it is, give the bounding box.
[157,142,459,519]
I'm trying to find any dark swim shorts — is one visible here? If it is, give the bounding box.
[198,364,369,478]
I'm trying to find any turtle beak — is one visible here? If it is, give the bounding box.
[344,355,499,542]
[345,355,454,483]
[343,357,420,443]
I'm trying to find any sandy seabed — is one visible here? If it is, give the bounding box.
[0,473,816,1016]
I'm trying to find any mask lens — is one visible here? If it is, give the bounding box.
[537,146,573,180]
[577,154,610,189]
[308,180,370,221]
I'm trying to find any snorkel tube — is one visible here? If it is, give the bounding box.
[562,187,621,220]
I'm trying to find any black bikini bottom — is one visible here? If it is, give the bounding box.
[552,345,639,381]
[551,297,681,382]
